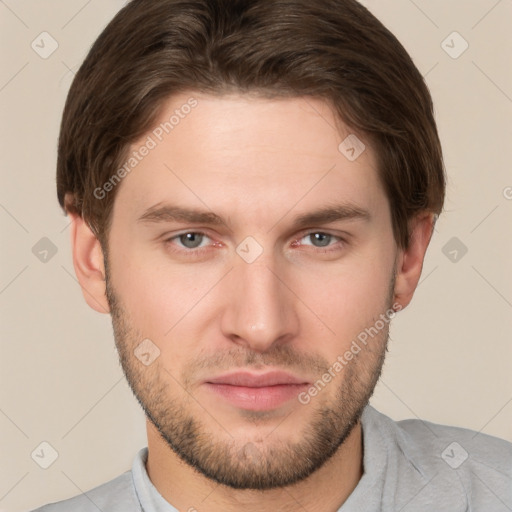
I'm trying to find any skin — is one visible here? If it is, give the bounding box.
[67,92,434,512]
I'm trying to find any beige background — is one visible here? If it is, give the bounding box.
[0,1,511,510]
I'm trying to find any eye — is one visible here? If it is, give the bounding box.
[297,232,342,249]
[167,232,212,250]
[163,230,345,258]
[301,232,335,247]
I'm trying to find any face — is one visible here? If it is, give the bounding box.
[103,92,399,489]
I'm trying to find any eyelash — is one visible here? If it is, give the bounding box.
[163,231,345,257]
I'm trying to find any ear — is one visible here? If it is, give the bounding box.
[393,212,435,311]
[68,210,110,314]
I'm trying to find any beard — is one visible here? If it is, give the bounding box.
[105,259,392,490]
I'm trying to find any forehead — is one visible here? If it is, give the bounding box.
[112,92,386,227]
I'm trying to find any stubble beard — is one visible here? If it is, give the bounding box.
[105,261,392,490]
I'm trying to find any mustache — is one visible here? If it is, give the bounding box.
[188,345,330,376]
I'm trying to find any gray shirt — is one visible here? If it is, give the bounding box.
[31,405,512,511]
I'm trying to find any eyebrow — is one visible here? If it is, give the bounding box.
[136,202,371,230]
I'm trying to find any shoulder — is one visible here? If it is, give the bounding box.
[365,406,512,509]
[395,412,512,475]
[30,470,140,512]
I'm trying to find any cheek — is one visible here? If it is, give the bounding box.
[108,241,222,371]
[292,245,395,347]
[108,241,193,334]
[124,273,203,334]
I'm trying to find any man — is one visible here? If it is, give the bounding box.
[33,0,511,510]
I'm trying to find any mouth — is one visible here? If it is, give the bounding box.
[203,370,310,411]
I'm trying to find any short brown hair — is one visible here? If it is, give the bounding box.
[57,0,445,249]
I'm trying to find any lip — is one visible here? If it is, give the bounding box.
[203,371,310,411]
[206,370,309,387]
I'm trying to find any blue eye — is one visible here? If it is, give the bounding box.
[164,232,213,257]
[300,232,340,248]
[164,230,345,259]
[175,232,208,249]
[302,232,334,247]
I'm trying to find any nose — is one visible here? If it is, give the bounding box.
[220,254,299,353]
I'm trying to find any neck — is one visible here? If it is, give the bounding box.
[145,419,363,512]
